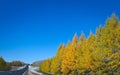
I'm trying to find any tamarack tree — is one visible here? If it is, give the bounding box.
[39,14,120,75]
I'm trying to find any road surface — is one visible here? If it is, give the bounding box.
[28,70,35,75]
[24,70,36,75]
[24,66,43,75]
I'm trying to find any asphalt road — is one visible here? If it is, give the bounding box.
[28,70,35,75]
[0,65,28,75]
[24,66,43,75]
[24,70,35,75]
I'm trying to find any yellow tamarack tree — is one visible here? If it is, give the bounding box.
[50,44,65,74]
[39,58,51,73]
[39,14,120,75]
[61,34,78,75]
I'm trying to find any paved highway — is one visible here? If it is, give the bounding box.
[24,70,35,75]
[24,66,43,75]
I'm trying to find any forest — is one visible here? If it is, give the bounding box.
[39,14,120,75]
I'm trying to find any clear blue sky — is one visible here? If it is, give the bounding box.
[0,0,120,63]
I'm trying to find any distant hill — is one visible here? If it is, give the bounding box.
[31,60,43,67]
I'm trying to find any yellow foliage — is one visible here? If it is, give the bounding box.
[39,14,120,75]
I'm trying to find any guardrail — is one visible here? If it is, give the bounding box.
[0,65,28,75]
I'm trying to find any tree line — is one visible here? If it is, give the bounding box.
[0,57,24,71]
[39,14,120,75]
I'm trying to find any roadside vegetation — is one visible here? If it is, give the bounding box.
[0,57,10,71]
[39,14,120,75]
[0,57,24,71]
[8,61,24,66]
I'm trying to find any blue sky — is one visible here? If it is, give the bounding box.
[0,0,120,63]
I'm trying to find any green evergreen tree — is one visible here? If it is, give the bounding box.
[0,57,10,71]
